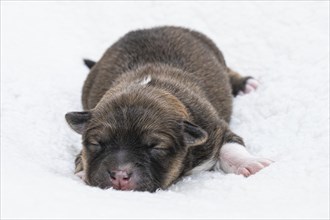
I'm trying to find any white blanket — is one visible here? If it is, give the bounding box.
[2,1,329,219]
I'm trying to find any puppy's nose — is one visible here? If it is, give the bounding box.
[109,170,133,190]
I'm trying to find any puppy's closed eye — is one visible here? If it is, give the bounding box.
[86,141,102,152]
[150,145,171,157]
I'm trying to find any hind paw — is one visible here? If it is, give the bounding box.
[238,78,259,95]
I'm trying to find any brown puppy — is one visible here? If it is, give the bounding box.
[66,26,272,192]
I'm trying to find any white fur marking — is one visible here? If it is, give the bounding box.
[188,159,216,175]
[139,75,152,85]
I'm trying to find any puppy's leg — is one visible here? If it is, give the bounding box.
[187,30,258,97]
[74,151,86,181]
[227,68,259,96]
[219,132,273,177]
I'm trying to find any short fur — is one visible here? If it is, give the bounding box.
[66,26,252,192]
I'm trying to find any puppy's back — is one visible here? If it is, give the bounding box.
[82,26,232,120]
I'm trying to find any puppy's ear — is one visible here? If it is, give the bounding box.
[65,111,91,134]
[183,121,208,147]
[83,59,96,69]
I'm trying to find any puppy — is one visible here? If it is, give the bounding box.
[65,26,272,192]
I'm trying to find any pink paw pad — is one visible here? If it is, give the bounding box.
[238,78,260,95]
[236,158,273,177]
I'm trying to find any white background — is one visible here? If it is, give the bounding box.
[1,1,329,219]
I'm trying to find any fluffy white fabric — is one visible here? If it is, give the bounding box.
[2,1,329,219]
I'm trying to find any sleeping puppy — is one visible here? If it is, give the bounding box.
[65,26,273,192]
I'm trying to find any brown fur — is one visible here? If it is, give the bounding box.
[68,26,251,191]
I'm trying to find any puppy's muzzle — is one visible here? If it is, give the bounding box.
[108,168,135,191]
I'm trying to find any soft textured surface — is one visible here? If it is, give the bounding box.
[1,2,329,219]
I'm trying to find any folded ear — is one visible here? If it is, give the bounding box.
[183,121,208,147]
[83,59,96,69]
[65,111,91,134]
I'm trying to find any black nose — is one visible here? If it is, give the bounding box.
[109,170,133,190]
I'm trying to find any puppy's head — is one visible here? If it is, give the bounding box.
[66,87,207,192]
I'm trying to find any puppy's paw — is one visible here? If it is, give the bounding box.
[219,143,274,177]
[236,158,273,177]
[75,171,86,181]
[238,78,259,96]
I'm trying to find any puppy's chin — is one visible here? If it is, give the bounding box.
[93,181,159,192]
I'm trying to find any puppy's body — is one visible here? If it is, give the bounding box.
[66,26,272,191]
[83,27,231,117]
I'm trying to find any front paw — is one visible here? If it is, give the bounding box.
[75,171,86,181]
[236,158,273,177]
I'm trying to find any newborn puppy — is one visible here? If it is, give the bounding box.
[65,26,272,192]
